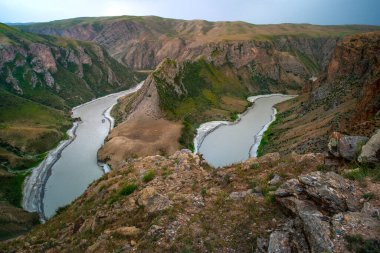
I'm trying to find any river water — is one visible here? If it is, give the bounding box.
[198,94,295,167]
[22,82,144,219]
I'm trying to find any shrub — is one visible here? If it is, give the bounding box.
[119,183,138,196]
[143,170,156,183]
[345,234,380,253]
[201,188,207,196]
[250,163,260,170]
[363,192,375,200]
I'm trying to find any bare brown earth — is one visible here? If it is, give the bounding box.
[98,79,182,169]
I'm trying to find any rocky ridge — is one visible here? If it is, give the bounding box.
[1,132,380,252]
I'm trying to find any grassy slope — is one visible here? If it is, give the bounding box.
[153,59,250,150]
[0,88,71,207]
[0,23,140,210]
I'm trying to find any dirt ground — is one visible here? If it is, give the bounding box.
[98,81,182,169]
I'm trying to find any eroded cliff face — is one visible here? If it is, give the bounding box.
[21,17,378,73]
[0,34,140,108]
[262,32,380,155]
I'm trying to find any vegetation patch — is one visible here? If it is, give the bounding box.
[143,170,156,183]
[119,183,139,196]
[154,59,249,149]
[345,234,380,253]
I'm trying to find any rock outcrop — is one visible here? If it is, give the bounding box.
[272,170,380,253]
[328,132,369,161]
[359,129,380,164]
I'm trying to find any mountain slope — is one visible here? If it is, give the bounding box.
[17,16,380,70]
[260,31,380,155]
[0,23,142,239]
[0,22,141,170]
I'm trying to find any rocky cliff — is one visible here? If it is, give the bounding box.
[18,16,378,72]
[261,31,380,155]
[0,23,140,108]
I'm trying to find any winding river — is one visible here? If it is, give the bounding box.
[22,81,144,220]
[196,94,295,167]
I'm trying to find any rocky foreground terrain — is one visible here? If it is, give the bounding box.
[1,129,380,252]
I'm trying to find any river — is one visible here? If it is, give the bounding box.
[22,81,144,220]
[196,94,295,167]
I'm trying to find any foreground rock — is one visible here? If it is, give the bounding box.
[273,171,380,253]
[358,129,380,164]
[328,132,368,161]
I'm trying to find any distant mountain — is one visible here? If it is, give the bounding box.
[22,16,378,161]
[17,16,380,70]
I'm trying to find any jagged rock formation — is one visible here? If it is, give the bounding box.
[271,171,380,252]
[0,23,140,108]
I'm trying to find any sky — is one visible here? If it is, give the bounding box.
[1,0,379,25]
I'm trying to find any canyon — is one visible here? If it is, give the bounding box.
[0,15,379,252]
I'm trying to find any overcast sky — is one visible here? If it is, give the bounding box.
[1,0,379,25]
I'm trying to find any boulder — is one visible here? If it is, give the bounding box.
[299,171,361,212]
[229,189,253,200]
[268,174,282,185]
[275,178,304,197]
[297,202,334,253]
[358,129,380,164]
[255,237,268,253]
[268,231,291,253]
[266,219,310,253]
[328,132,368,161]
[138,187,173,214]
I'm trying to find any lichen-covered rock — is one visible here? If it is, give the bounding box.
[229,189,253,200]
[268,230,291,253]
[328,132,368,161]
[137,187,173,214]
[275,178,304,197]
[358,129,380,164]
[268,174,282,185]
[299,171,361,212]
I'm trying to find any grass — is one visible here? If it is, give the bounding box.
[119,183,138,196]
[154,58,249,150]
[143,170,156,183]
[256,120,276,157]
[345,234,380,253]
[0,172,28,207]
[342,163,380,181]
